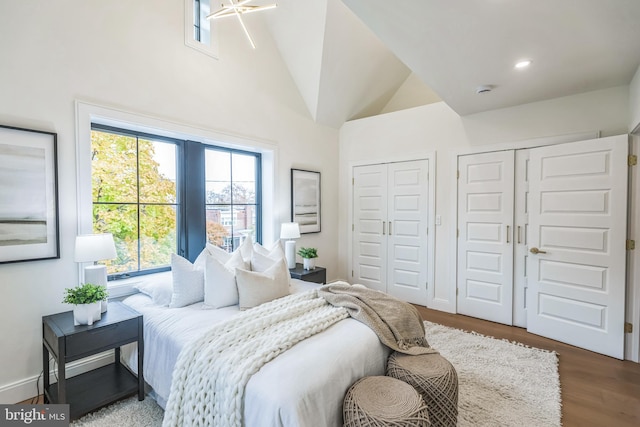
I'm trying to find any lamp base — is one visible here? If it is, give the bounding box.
[84,265,108,312]
[84,265,108,287]
[285,240,296,269]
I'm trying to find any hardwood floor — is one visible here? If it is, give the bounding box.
[415,305,640,427]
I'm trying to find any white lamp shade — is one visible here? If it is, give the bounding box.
[280,222,300,240]
[74,233,117,263]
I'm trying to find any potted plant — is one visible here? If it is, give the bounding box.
[297,247,318,270]
[62,283,107,326]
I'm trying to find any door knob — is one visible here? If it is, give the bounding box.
[529,247,547,254]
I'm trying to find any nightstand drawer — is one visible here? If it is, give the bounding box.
[65,318,139,358]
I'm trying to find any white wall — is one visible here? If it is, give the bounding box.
[631,64,640,132]
[339,86,630,312]
[0,0,339,402]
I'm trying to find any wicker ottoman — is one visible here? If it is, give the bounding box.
[387,352,458,427]
[343,376,431,427]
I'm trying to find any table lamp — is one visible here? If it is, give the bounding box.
[280,222,300,269]
[74,233,117,287]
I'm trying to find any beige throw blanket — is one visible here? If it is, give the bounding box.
[318,281,437,355]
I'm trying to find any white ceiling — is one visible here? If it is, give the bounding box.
[263,0,640,126]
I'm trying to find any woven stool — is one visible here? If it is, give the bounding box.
[343,376,430,427]
[387,352,458,427]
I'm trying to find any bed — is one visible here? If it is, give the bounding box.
[121,273,391,427]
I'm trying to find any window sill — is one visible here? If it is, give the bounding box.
[107,272,166,299]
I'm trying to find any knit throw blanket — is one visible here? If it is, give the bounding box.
[318,281,437,356]
[162,289,348,427]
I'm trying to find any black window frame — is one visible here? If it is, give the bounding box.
[90,125,262,280]
[203,145,262,252]
[194,0,202,42]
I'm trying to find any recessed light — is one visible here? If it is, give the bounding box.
[515,60,532,69]
[476,85,493,94]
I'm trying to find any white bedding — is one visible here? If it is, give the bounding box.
[121,279,390,427]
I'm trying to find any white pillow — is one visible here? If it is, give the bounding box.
[193,247,210,269]
[206,237,254,263]
[238,237,253,261]
[133,271,173,306]
[169,253,205,308]
[253,241,282,256]
[204,250,249,308]
[206,243,232,263]
[251,245,285,272]
[236,259,290,310]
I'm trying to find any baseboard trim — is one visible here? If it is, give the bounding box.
[0,352,114,404]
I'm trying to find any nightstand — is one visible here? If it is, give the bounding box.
[42,301,144,420]
[289,263,327,284]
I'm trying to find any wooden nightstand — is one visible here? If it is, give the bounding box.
[289,263,327,284]
[42,301,144,420]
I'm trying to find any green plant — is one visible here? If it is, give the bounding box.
[297,247,318,259]
[62,283,108,305]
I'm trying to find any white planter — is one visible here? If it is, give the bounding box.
[101,299,108,313]
[303,258,316,270]
[73,302,102,326]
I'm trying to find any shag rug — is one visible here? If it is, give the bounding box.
[72,321,561,427]
[424,321,561,427]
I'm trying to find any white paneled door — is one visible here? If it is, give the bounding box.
[352,160,429,304]
[387,161,429,303]
[527,135,628,359]
[457,151,515,325]
[513,149,530,328]
[352,164,387,292]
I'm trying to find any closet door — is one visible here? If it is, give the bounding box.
[513,149,530,327]
[387,160,429,304]
[527,135,627,359]
[352,164,388,292]
[457,151,515,325]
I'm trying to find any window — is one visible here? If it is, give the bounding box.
[193,0,211,45]
[91,126,180,277]
[90,123,262,278]
[185,0,218,58]
[205,148,261,252]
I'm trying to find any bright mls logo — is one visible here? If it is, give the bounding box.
[0,405,69,426]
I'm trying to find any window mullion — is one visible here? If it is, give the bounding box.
[136,136,142,273]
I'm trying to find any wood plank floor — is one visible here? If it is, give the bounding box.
[415,305,640,427]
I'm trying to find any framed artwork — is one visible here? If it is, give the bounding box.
[0,125,59,263]
[291,169,321,234]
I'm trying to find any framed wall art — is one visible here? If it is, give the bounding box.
[0,125,59,263]
[291,168,321,234]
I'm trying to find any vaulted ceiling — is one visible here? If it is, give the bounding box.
[262,0,640,128]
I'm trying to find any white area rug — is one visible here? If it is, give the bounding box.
[71,396,163,427]
[72,322,561,427]
[424,321,561,427]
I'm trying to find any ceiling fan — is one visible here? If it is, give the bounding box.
[207,0,278,49]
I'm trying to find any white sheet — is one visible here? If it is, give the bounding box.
[121,279,390,427]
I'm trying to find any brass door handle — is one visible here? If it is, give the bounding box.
[529,247,547,254]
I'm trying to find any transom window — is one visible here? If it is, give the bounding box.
[185,0,218,58]
[193,0,211,45]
